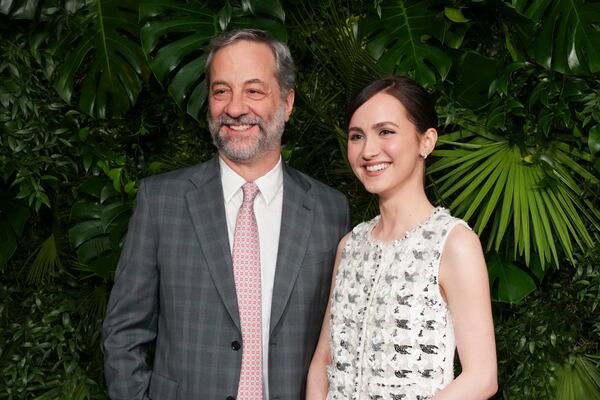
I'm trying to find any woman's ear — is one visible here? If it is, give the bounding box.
[420,128,438,158]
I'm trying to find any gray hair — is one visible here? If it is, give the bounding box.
[204,28,296,98]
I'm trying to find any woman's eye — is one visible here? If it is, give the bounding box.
[349,133,363,141]
[380,129,395,136]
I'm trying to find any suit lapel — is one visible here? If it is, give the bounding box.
[185,157,240,332]
[270,166,314,335]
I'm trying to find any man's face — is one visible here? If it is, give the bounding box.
[208,40,294,164]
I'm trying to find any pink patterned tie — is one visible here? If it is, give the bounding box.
[232,182,263,400]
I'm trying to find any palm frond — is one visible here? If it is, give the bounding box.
[27,234,62,285]
[430,127,598,268]
[555,356,600,400]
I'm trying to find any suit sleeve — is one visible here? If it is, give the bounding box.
[102,180,158,400]
[342,196,351,234]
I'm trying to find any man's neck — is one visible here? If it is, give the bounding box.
[218,150,281,182]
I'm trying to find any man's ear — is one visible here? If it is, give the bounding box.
[283,89,295,121]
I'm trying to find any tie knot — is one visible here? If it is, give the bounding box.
[241,182,260,205]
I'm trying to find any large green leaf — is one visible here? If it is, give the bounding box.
[361,0,452,86]
[510,0,600,74]
[0,0,40,19]
[140,0,286,121]
[429,125,599,268]
[68,176,132,279]
[487,253,537,304]
[51,0,150,118]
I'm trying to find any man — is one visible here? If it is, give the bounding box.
[102,29,350,400]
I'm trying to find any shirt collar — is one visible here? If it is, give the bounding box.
[219,156,283,205]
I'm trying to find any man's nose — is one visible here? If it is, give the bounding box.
[224,91,249,118]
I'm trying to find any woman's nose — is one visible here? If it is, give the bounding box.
[361,136,380,159]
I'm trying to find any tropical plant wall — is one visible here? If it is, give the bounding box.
[1,0,599,398]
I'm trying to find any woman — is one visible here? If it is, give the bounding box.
[307,76,497,400]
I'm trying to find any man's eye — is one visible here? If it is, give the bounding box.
[212,89,230,99]
[247,89,266,99]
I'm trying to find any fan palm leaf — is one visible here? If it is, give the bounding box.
[430,126,598,268]
[27,234,62,284]
[555,355,600,400]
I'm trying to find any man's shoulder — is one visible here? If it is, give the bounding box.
[140,158,217,193]
[284,165,346,202]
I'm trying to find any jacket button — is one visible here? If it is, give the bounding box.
[231,341,241,351]
[226,396,235,400]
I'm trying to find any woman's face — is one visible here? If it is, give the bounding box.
[347,92,435,197]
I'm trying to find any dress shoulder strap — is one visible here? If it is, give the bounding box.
[348,215,380,241]
[429,208,471,258]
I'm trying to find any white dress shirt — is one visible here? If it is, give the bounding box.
[219,156,283,399]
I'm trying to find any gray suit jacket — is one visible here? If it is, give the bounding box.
[102,156,350,399]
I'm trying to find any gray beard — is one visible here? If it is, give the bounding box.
[209,106,286,163]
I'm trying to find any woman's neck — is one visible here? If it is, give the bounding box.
[373,188,434,242]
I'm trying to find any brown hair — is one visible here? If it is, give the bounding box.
[345,76,437,133]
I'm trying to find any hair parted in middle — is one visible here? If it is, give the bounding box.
[345,76,437,134]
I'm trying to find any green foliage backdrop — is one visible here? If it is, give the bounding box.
[1,0,599,398]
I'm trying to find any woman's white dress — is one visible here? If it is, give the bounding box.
[327,208,468,400]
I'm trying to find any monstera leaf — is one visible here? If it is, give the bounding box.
[69,176,132,279]
[51,0,149,118]
[0,0,40,19]
[140,0,286,121]
[487,253,537,304]
[429,127,599,268]
[510,0,600,74]
[361,0,452,86]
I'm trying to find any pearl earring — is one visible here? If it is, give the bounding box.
[421,153,428,159]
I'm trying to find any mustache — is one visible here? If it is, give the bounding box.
[214,115,262,126]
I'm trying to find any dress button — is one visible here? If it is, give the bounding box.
[231,341,241,351]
